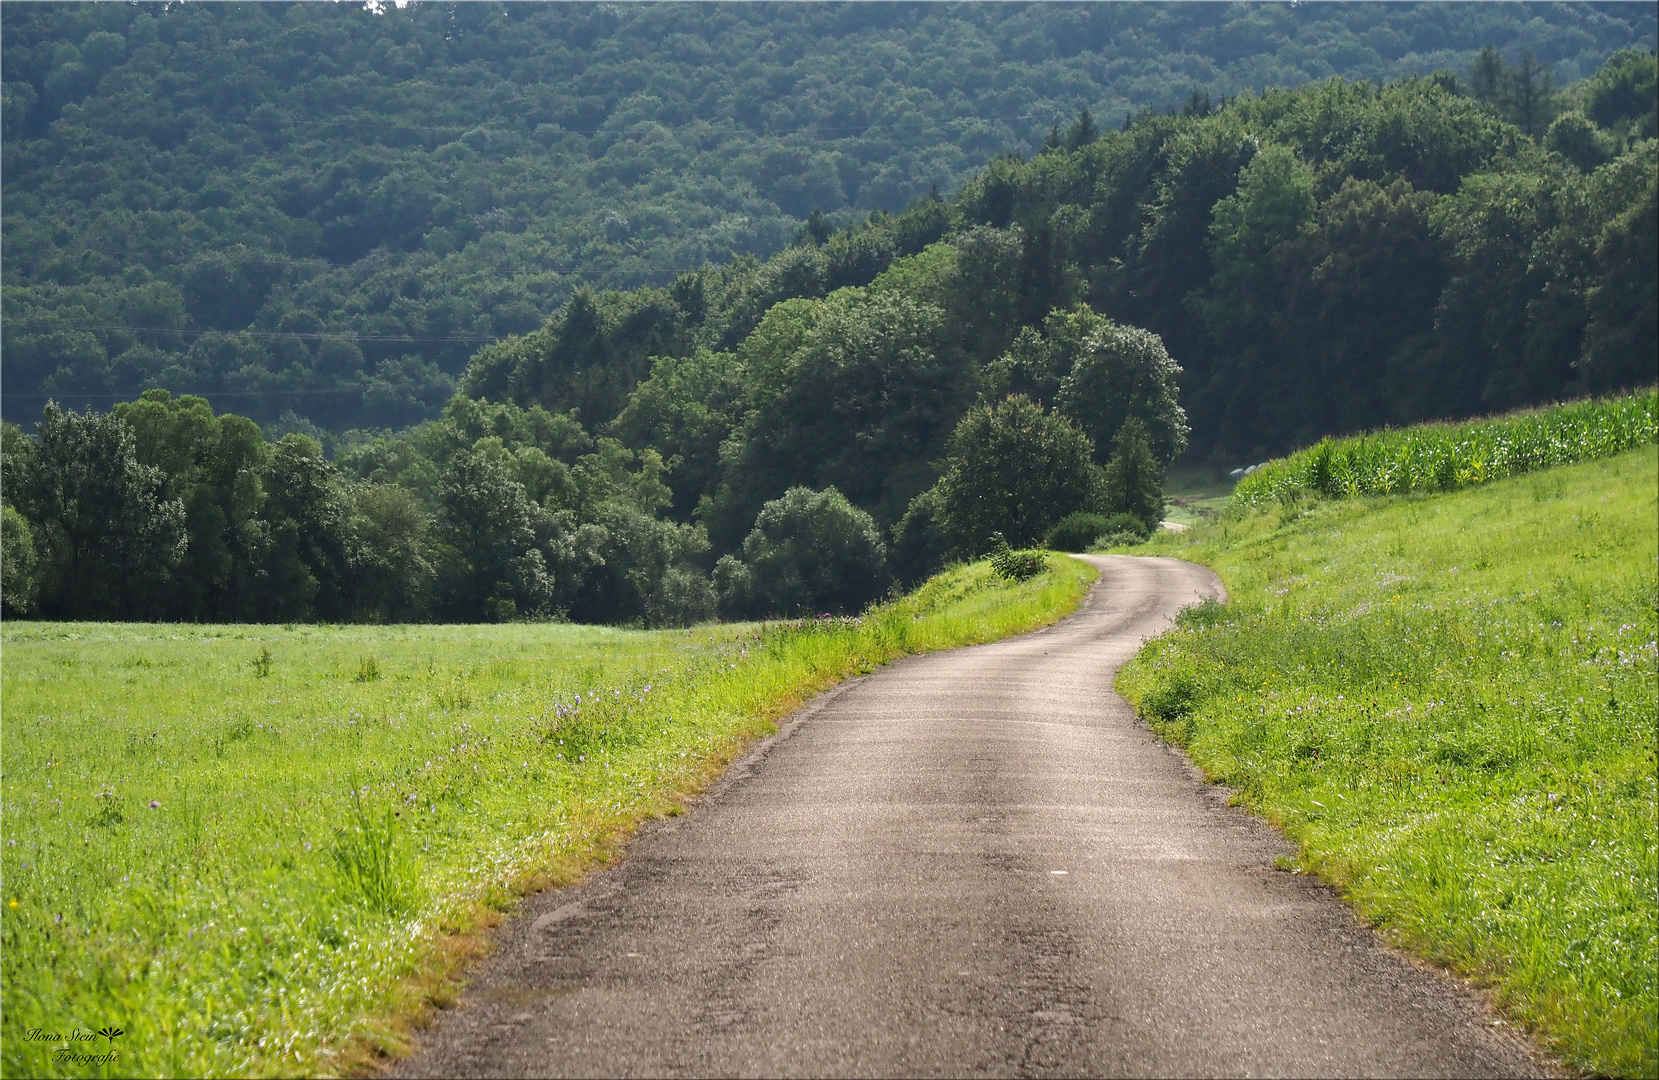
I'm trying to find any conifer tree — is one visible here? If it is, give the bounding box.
[1101,416,1164,532]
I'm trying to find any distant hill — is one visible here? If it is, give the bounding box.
[3,1,1653,430]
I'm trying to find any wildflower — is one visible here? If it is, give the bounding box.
[148,800,160,809]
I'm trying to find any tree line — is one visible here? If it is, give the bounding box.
[0,379,1168,623]
[4,2,1651,431]
[3,47,1655,624]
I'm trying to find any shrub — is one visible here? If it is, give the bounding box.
[988,534,1048,580]
[1090,511,1156,549]
[1045,511,1113,551]
[723,486,888,617]
[712,554,753,617]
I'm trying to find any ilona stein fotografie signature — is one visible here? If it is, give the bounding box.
[23,1025,125,1063]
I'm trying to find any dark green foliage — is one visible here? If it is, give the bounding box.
[565,497,710,627]
[460,286,691,428]
[891,486,951,586]
[717,487,888,619]
[609,349,745,519]
[432,445,554,623]
[1,503,39,615]
[1473,47,1557,138]
[1095,512,1157,548]
[2,3,1649,430]
[987,536,1048,581]
[1055,317,1188,465]
[1100,418,1165,532]
[11,404,185,620]
[114,391,272,620]
[6,30,1659,627]
[646,566,718,629]
[350,483,433,624]
[1546,111,1615,172]
[1580,162,1659,390]
[262,435,362,621]
[1427,137,1658,417]
[708,288,970,547]
[1044,512,1114,552]
[936,396,1101,555]
[1582,48,1658,140]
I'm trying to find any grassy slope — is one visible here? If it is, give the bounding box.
[1117,447,1658,1076]
[0,555,1096,1078]
[1159,464,1238,527]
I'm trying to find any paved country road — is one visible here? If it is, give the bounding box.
[393,555,1550,1079]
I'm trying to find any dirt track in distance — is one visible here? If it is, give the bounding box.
[392,555,1549,1079]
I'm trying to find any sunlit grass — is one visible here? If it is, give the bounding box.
[1120,447,1658,1075]
[1,554,1096,1078]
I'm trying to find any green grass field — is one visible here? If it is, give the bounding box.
[1118,447,1658,1076]
[1,555,1096,1078]
[1159,464,1238,527]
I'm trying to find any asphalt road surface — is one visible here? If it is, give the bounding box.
[393,555,1548,1079]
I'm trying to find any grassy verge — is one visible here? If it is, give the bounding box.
[1160,463,1237,527]
[1117,447,1657,1076]
[1,554,1096,1078]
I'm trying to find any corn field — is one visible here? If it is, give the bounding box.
[1233,390,1658,509]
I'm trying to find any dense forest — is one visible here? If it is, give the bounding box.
[3,2,1654,429]
[2,8,1656,628]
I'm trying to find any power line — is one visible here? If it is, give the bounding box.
[53,99,1058,141]
[44,322,511,345]
[1,387,374,405]
[6,252,746,273]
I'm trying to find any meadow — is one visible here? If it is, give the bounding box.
[1118,446,1658,1076]
[1,554,1096,1078]
[1232,389,1657,510]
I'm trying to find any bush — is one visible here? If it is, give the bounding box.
[937,395,1101,554]
[1094,511,1155,549]
[722,486,888,617]
[1045,511,1113,552]
[988,534,1048,581]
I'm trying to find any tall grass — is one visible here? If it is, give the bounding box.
[0,555,1094,1078]
[1233,390,1657,509]
[1124,447,1658,1075]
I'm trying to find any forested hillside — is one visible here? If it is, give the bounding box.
[2,10,1656,630]
[3,1,1653,429]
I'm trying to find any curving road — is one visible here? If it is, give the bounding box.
[393,555,1547,1079]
